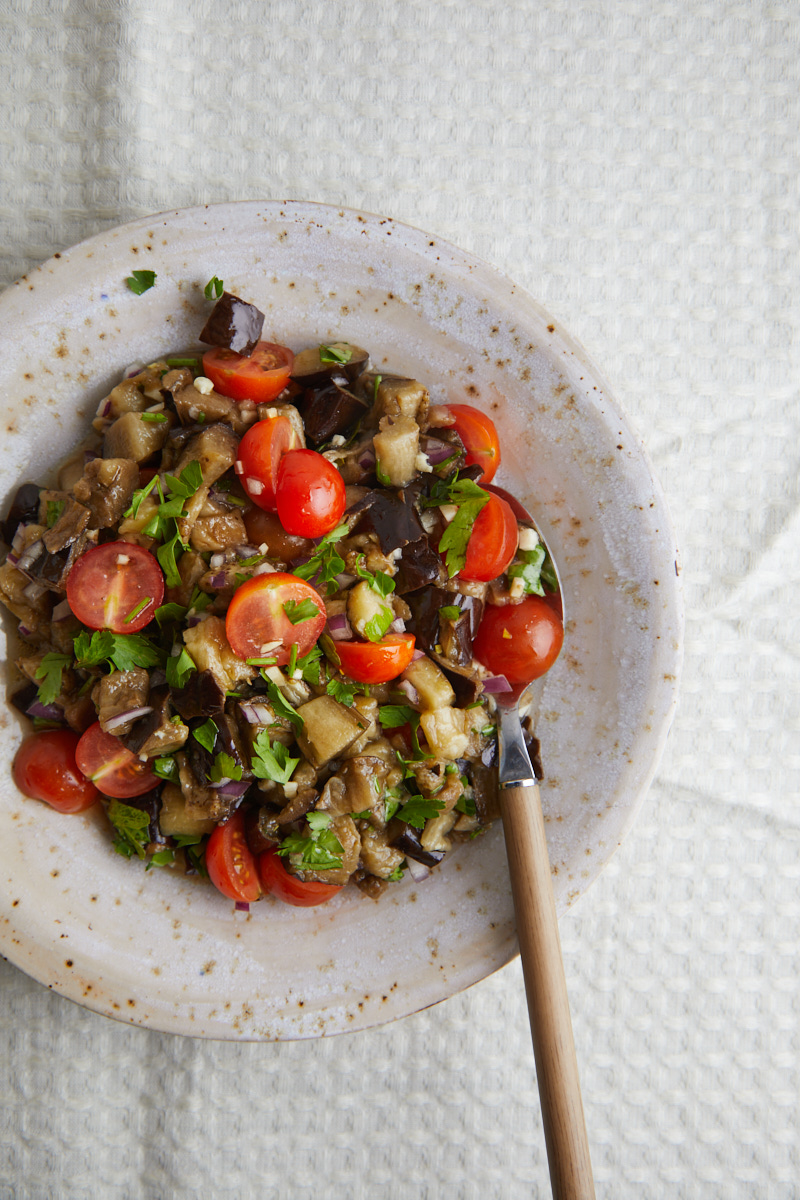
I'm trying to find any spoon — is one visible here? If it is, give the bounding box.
[489,486,595,1200]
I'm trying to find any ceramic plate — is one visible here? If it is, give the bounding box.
[0,201,682,1038]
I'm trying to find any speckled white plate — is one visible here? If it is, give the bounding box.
[0,201,682,1038]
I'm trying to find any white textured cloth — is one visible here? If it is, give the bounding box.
[1,1,798,1196]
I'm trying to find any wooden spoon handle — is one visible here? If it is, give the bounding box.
[500,782,596,1200]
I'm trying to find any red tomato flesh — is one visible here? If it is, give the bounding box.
[207,810,262,904]
[13,729,99,813]
[445,403,501,483]
[203,341,294,404]
[66,541,164,633]
[258,849,342,907]
[460,494,518,582]
[225,572,326,667]
[237,415,301,511]
[335,633,417,684]
[276,449,346,538]
[473,595,563,685]
[75,722,159,798]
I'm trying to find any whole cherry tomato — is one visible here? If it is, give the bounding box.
[236,415,301,511]
[473,595,563,684]
[459,494,518,582]
[275,449,346,538]
[13,729,99,813]
[444,403,501,483]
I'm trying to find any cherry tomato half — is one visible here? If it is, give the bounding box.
[258,849,342,907]
[335,633,417,684]
[445,403,501,483]
[75,722,159,799]
[276,449,346,538]
[236,415,301,511]
[225,572,326,667]
[207,810,262,904]
[473,595,563,685]
[460,494,518,582]
[202,340,294,404]
[66,541,164,633]
[13,729,99,813]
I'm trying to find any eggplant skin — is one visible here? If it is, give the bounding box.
[3,483,42,545]
[199,292,265,357]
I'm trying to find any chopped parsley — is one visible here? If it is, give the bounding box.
[397,794,445,830]
[208,751,242,783]
[152,755,179,782]
[455,793,477,816]
[430,474,491,576]
[250,730,299,784]
[107,800,151,859]
[507,544,559,596]
[73,630,164,673]
[262,678,304,730]
[292,521,350,594]
[283,597,321,625]
[354,555,395,598]
[154,601,188,628]
[33,652,72,706]
[327,677,357,707]
[438,605,461,621]
[204,275,224,299]
[296,644,323,685]
[192,717,218,753]
[45,499,65,528]
[319,344,353,365]
[123,596,151,624]
[363,608,394,643]
[126,270,157,295]
[165,646,196,689]
[277,811,344,871]
[140,411,167,423]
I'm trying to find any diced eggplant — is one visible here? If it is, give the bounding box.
[348,487,426,554]
[295,695,368,769]
[367,375,429,424]
[346,579,393,640]
[72,457,139,529]
[244,805,282,854]
[96,667,150,736]
[9,681,38,716]
[104,410,173,463]
[2,483,42,545]
[42,497,90,554]
[419,708,468,760]
[176,751,236,822]
[373,416,419,487]
[124,686,188,759]
[395,537,444,594]
[426,651,484,707]
[172,381,236,427]
[175,424,238,487]
[359,824,405,879]
[401,656,455,711]
[420,810,457,853]
[291,343,369,386]
[390,822,445,868]
[242,508,312,563]
[183,615,256,694]
[159,783,217,838]
[298,814,360,886]
[470,761,500,825]
[198,291,265,356]
[275,786,318,825]
[185,710,249,784]
[170,668,226,721]
[189,510,248,552]
[298,381,369,447]
[26,528,98,594]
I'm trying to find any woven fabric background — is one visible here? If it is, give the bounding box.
[1,0,798,1196]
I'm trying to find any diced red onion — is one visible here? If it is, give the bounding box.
[235,545,259,559]
[420,436,457,464]
[103,706,154,732]
[357,447,376,470]
[389,617,406,634]
[411,649,426,662]
[482,674,513,694]
[186,613,203,627]
[239,702,274,725]
[11,525,28,554]
[22,581,47,604]
[211,780,250,798]
[210,572,228,589]
[235,901,251,913]
[396,679,419,706]
[26,700,65,722]
[16,539,44,574]
[405,857,431,882]
[125,362,144,378]
[17,623,33,638]
[327,613,352,641]
[52,598,72,621]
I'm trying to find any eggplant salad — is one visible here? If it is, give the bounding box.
[3,285,562,908]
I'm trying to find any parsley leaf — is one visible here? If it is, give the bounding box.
[277,810,344,871]
[33,652,71,706]
[126,270,157,295]
[319,344,353,365]
[292,521,350,593]
[45,499,65,528]
[153,755,179,782]
[386,864,406,882]
[192,717,217,753]
[438,605,461,621]
[435,476,491,576]
[326,677,357,707]
[250,730,299,784]
[283,597,321,625]
[107,800,151,858]
[155,601,188,628]
[397,794,445,830]
[165,461,204,499]
[296,644,323,685]
[124,472,161,520]
[262,678,304,729]
[378,703,417,729]
[165,646,196,689]
[363,607,394,643]
[354,555,395,597]
[156,530,186,588]
[73,630,164,672]
[204,275,224,299]
[208,751,242,783]
[456,793,476,816]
